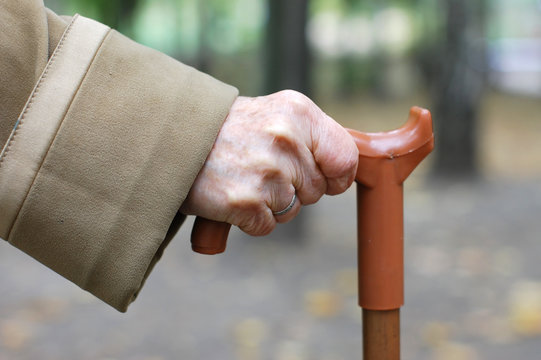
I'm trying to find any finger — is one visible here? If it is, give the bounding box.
[259,160,301,225]
[263,107,327,206]
[275,90,358,196]
[237,204,277,236]
[291,144,327,205]
[310,113,358,195]
[273,188,302,224]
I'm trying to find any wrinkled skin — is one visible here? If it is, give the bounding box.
[180,90,359,236]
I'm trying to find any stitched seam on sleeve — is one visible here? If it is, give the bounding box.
[5,22,112,239]
[0,15,79,167]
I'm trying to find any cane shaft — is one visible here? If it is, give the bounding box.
[363,309,400,360]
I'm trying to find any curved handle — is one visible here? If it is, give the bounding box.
[191,107,434,258]
[352,106,434,310]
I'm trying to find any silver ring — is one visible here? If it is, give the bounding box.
[273,193,297,216]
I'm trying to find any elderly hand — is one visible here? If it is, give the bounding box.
[180,90,359,236]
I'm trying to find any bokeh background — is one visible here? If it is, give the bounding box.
[1,0,541,359]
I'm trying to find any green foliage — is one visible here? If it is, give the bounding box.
[45,0,541,98]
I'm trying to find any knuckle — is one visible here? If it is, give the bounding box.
[264,118,296,144]
[277,89,304,101]
[279,90,311,114]
[263,122,302,156]
[225,188,259,212]
[252,154,286,183]
[261,166,284,184]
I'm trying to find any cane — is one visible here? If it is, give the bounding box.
[190,107,434,359]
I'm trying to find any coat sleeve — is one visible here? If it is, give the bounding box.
[0,0,238,312]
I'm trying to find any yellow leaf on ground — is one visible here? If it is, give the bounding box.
[304,290,342,318]
[508,281,541,336]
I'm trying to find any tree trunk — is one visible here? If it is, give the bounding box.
[94,0,138,32]
[264,0,311,239]
[431,0,487,178]
[196,0,212,73]
[264,0,311,95]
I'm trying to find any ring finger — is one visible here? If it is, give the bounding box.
[270,185,301,224]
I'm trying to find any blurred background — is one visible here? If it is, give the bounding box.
[1,0,540,359]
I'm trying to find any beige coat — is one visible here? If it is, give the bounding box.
[0,0,238,311]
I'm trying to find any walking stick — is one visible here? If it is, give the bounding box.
[191,107,434,359]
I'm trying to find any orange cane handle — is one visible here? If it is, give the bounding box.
[191,217,231,255]
[348,106,434,310]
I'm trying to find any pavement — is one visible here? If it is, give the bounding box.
[1,175,540,360]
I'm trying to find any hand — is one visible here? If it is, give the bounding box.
[180,90,359,236]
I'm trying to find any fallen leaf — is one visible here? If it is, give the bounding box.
[304,290,342,318]
[432,341,479,360]
[0,320,33,350]
[422,322,451,347]
[233,317,268,360]
[508,281,541,336]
